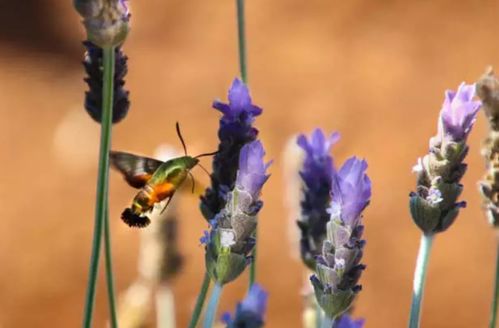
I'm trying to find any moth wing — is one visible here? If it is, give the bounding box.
[110,151,164,188]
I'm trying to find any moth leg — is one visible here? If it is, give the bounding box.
[160,195,174,214]
[188,171,196,194]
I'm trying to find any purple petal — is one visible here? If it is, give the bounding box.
[439,82,481,141]
[334,314,365,328]
[240,284,269,318]
[331,157,371,227]
[213,78,262,123]
[228,79,252,113]
[236,141,271,198]
[297,129,340,188]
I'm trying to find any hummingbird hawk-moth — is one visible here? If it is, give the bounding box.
[110,123,215,228]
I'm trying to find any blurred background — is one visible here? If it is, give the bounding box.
[0,0,498,327]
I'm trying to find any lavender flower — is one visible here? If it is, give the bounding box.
[222,284,269,328]
[311,156,370,319]
[201,79,262,221]
[83,41,130,124]
[333,314,365,328]
[296,129,340,269]
[205,141,271,285]
[477,69,499,227]
[74,0,130,48]
[410,82,481,234]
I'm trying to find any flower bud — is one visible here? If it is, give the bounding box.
[74,0,130,48]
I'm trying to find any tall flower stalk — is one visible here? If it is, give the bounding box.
[309,133,371,324]
[234,0,259,287]
[297,129,339,269]
[193,76,265,327]
[82,44,116,328]
[408,82,481,328]
[202,141,271,326]
[476,69,499,328]
[74,0,130,326]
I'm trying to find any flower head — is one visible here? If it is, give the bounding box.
[297,129,339,187]
[439,83,481,142]
[311,155,370,319]
[201,79,263,221]
[204,142,271,285]
[74,0,130,47]
[222,284,268,328]
[296,129,339,269]
[410,82,481,234]
[214,79,262,128]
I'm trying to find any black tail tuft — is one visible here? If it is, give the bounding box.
[121,208,151,228]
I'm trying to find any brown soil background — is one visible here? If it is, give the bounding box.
[0,0,498,327]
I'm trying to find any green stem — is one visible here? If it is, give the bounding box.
[315,305,323,328]
[236,0,255,289]
[236,0,248,83]
[82,46,115,328]
[203,283,223,328]
[104,202,118,328]
[249,229,257,287]
[321,315,334,328]
[188,272,211,328]
[408,234,434,328]
[490,236,499,328]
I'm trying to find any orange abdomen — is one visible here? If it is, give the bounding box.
[131,182,176,214]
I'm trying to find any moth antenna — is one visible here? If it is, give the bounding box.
[176,122,188,156]
[188,171,196,194]
[195,150,219,159]
[197,162,211,178]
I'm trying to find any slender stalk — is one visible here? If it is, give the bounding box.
[236,0,248,83]
[490,237,499,328]
[249,230,257,287]
[236,0,257,290]
[188,272,211,328]
[315,305,323,328]
[104,203,118,328]
[408,234,434,328]
[203,283,223,328]
[157,284,176,328]
[321,315,334,328]
[82,46,116,328]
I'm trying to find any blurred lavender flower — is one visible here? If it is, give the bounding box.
[222,284,269,328]
[311,155,370,319]
[83,41,130,124]
[410,82,481,234]
[296,129,340,269]
[204,141,271,285]
[333,314,365,328]
[476,68,499,227]
[74,0,130,48]
[201,79,263,221]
